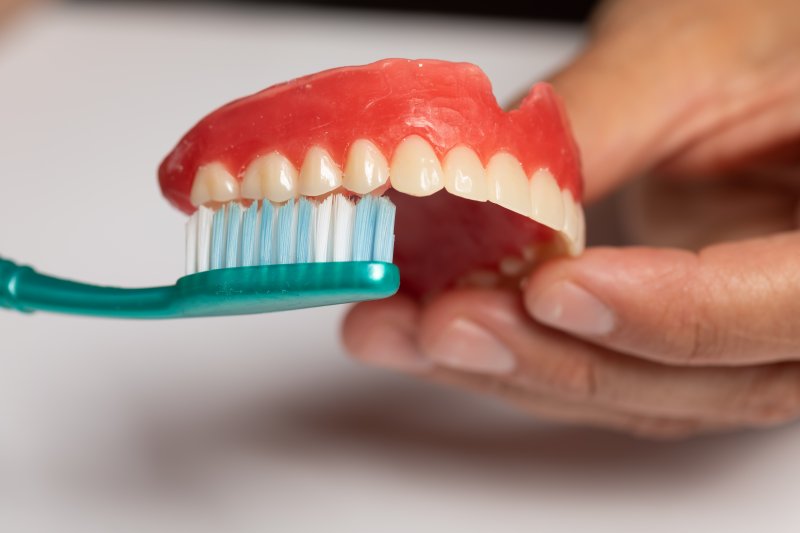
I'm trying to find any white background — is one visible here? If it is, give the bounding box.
[1,3,799,532]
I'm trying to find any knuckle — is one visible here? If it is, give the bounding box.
[485,374,528,401]
[548,356,597,400]
[519,357,597,401]
[740,364,800,426]
[627,418,701,441]
[676,249,729,363]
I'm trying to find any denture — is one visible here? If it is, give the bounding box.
[159,58,584,296]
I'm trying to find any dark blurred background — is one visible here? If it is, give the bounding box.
[72,0,599,21]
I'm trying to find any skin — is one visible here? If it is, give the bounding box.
[343,0,800,439]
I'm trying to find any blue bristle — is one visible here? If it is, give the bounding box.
[352,195,377,261]
[225,203,242,268]
[209,206,227,270]
[295,198,313,263]
[258,201,274,265]
[191,194,397,275]
[372,197,396,262]
[240,201,259,267]
[276,199,296,264]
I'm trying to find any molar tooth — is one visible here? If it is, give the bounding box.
[499,256,526,277]
[190,162,239,206]
[530,169,564,230]
[457,269,500,289]
[299,146,342,197]
[343,139,389,194]
[443,146,488,201]
[561,189,579,246]
[486,152,532,216]
[521,244,538,263]
[242,152,297,202]
[390,135,444,196]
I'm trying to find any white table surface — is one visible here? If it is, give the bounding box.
[1,3,799,532]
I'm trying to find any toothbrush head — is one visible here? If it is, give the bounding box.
[173,261,399,318]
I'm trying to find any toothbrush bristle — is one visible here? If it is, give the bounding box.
[185,194,396,275]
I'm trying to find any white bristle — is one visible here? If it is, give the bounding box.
[196,206,214,273]
[186,194,395,274]
[288,200,299,262]
[185,212,198,275]
[314,196,333,262]
[332,195,355,262]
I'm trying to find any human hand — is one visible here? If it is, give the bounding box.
[343,0,800,438]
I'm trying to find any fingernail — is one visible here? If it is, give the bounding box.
[426,318,515,375]
[529,281,615,336]
[355,326,431,372]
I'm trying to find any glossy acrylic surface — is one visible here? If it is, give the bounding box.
[159,59,582,214]
[0,258,399,319]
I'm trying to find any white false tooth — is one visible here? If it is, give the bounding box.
[189,179,212,207]
[561,189,579,245]
[240,170,262,200]
[242,152,297,202]
[390,135,444,196]
[530,169,565,230]
[572,204,586,255]
[343,139,389,194]
[443,146,488,201]
[299,146,342,197]
[486,152,532,216]
[521,244,538,263]
[458,269,500,289]
[190,162,239,206]
[499,256,526,277]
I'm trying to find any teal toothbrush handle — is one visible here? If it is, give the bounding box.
[0,257,399,319]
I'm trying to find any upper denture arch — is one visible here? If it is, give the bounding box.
[158,58,582,214]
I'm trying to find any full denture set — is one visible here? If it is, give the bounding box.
[159,59,585,296]
[0,60,584,320]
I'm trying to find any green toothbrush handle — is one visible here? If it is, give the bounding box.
[0,257,399,319]
[0,257,175,316]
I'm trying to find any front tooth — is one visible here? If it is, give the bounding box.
[443,146,488,202]
[343,139,389,194]
[486,152,532,216]
[190,162,239,206]
[561,189,579,245]
[390,135,444,196]
[573,204,586,255]
[242,152,297,202]
[530,169,564,230]
[299,146,342,196]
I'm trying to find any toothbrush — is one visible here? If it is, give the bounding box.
[3,58,586,319]
[0,195,398,318]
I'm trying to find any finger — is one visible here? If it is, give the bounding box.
[342,294,430,372]
[550,0,800,202]
[548,24,709,201]
[524,233,800,365]
[416,289,800,426]
[342,298,716,439]
[427,366,734,440]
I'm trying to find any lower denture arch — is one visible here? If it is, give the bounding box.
[158,58,582,214]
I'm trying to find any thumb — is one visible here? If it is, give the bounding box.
[549,24,713,201]
[523,232,800,365]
